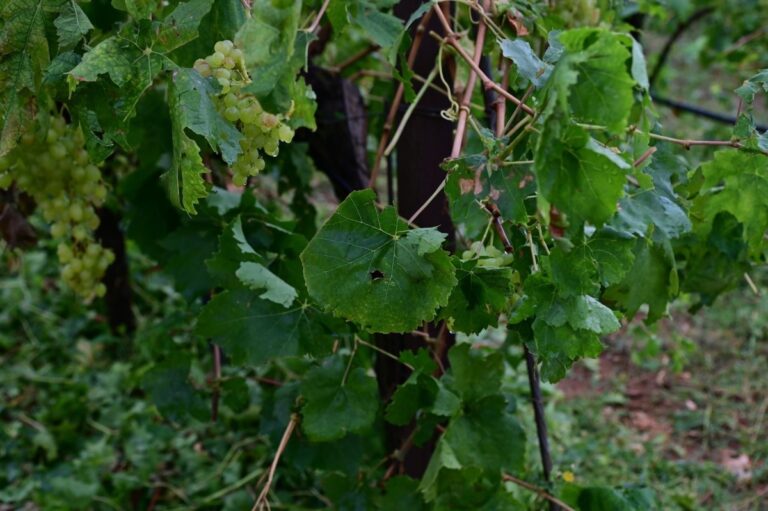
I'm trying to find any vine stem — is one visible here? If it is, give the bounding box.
[524,345,557,509]
[495,60,510,136]
[648,7,714,87]
[305,0,331,34]
[451,0,491,158]
[211,343,222,422]
[502,473,575,511]
[331,44,380,73]
[369,9,435,188]
[646,132,768,155]
[407,0,490,225]
[484,202,513,253]
[407,179,446,225]
[356,338,414,370]
[384,65,440,156]
[431,5,535,117]
[251,414,300,511]
[579,123,768,157]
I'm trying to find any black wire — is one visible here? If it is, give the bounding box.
[652,94,768,132]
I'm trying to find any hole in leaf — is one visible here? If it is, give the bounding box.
[369,269,385,281]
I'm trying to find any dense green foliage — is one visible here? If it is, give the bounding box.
[1,0,766,509]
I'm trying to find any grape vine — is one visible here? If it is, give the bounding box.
[0,0,766,509]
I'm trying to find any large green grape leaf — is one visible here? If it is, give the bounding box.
[161,69,242,213]
[235,0,301,96]
[604,237,675,323]
[532,321,604,382]
[378,477,425,511]
[500,38,552,88]
[548,244,601,297]
[551,28,636,133]
[154,0,215,53]
[612,189,691,239]
[236,262,297,308]
[385,372,438,426]
[348,2,404,49]
[196,288,333,365]
[586,231,636,286]
[535,123,629,226]
[205,215,260,287]
[54,1,94,51]
[442,395,526,473]
[169,68,242,164]
[159,222,218,298]
[385,349,455,425]
[447,344,504,402]
[691,149,768,257]
[171,0,246,66]
[161,120,208,214]
[441,260,513,334]
[679,212,750,305]
[301,189,456,333]
[0,0,49,156]
[301,357,379,441]
[68,37,133,86]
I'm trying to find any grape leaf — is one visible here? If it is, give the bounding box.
[563,295,620,333]
[155,0,215,53]
[142,357,208,422]
[0,0,49,156]
[419,441,462,501]
[169,68,242,165]
[553,28,636,133]
[161,120,208,214]
[532,321,603,381]
[612,189,691,239]
[535,123,629,226]
[301,189,456,333]
[631,38,649,90]
[448,344,504,402]
[159,222,218,298]
[586,231,636,286]
[442,395,526,473]
[385,350,447,425]
[385,372,438,426]
[378,476,425,511]
[349,2,404,49]
[162,69,242,213]
[441,260,513,334]
[68,37,133,86]
[692,149,768,257]
[196,288,332,365]
[54,1,94,51]
[500,38,552,88]
[548,244,600,297]
[679,212,749,305]
[206,215,262,288]
[235,0,301,96]
[236,262,297,308]
[301,357,378,441]
[603,238,674,323]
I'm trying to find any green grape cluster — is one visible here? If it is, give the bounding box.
[0,117,114,299]
[193,40,295,186]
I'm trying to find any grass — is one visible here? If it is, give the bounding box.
[549,280,768,510]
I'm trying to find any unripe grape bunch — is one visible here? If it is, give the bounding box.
[0,116,114,300]
[194,40,295,186]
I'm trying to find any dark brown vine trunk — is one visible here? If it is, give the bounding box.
[95,207,136,334]
[374,0,455,478]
